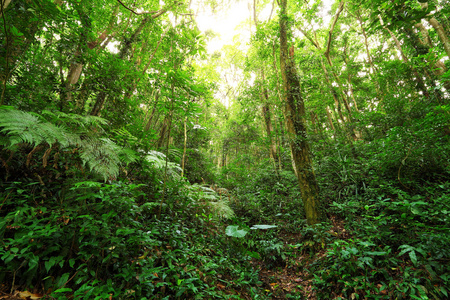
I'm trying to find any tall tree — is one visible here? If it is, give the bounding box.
[279,0,322,225]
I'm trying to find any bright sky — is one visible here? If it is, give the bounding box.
[194,1,252,53]
[193,0,333,53]
[191,0,333,106]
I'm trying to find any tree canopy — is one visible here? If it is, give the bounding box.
[1,0,450,298]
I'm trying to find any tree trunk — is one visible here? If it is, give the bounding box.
[65,6,120,108]
[428,17,450,58]
[157,116,169,149]
[326,106,336,131]
[279,0,322,225]
[260,69,278,163]
[181,116,187,177]
[89,9,168,116]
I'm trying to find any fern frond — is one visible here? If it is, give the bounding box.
[145,150,167,169]
[185,183,234,219]
[80,138,120,180]
[145,150,182,179]
[0,108,123,180]
[0,109,71,148]
[112,128,138,143]
[117,148,139,165]
[168,148,183,160]
[42,110,108,131]
[208,200,235,219]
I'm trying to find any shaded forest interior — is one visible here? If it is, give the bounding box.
[1,0,450,299]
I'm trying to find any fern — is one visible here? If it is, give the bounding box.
[185,184,234,219]
[117,147,139,165]
[145,150,182,179]
[79,138,121,180]
[41,110,109,131]
[0,109,73,148]
[111,127,138,147]
[0,107,133,180]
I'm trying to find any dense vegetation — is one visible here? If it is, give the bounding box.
[1,0,450,299]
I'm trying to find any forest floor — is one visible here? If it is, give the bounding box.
[250,215,349,299]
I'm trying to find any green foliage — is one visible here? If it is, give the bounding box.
[0,178,260,299]
[0,107,76,148]
[226,225,248,238]
[2,0,450,297]
[219,163,304,225]
[185,183,234,219]
[0,107,137,180]
[145,149,183,180]
[312,181,450,299]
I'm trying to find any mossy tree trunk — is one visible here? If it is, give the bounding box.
[279,0,323,225]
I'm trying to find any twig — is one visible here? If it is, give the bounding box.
[63,254,94,287]
[115,0,158,15]
[0,191,12,211]
[11,261,26,294]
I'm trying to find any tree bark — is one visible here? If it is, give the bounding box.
[428,17,450,58]
[279,0,322,225]
[260,69,278,164]
[326,106,336,131]
[181,116,187,177]
[64,5,120,109]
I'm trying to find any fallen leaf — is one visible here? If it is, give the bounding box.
[18,291,43,299]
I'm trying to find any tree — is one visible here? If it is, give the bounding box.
[279,0,323,225]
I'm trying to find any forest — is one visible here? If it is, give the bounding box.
[1,0,450,298]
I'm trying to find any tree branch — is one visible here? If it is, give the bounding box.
[116,0,158,15]
[324,0,345,65]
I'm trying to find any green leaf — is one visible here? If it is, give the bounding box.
[28,255,39,270]
[441,286,448,297]
[250,225,277,230]
[225,225,248,238]
[10,26,23,36]
[365,251,387,256]
[69,258,75,268]
[45,257,57,273]
[53,288,72,293]
[57,273,70,288]
[409,250,418,266]
[3,253,14,264]
[410,206,421,214]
